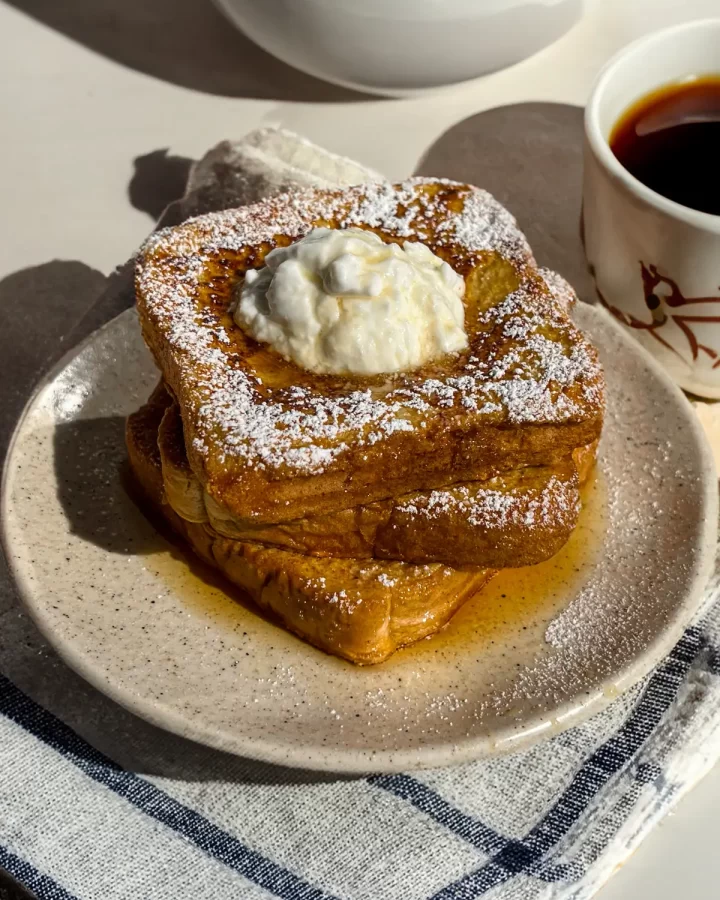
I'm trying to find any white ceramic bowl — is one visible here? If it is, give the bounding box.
[212,0,585,96]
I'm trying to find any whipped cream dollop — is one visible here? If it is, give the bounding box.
[233,227,467,375]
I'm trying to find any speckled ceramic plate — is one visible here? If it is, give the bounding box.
[2,304,716,772]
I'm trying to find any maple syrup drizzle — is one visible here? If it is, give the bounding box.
[142,470,608,659]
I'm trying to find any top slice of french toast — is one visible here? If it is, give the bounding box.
[135,178,605,524]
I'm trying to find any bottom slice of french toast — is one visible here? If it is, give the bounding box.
[126,386,494,665]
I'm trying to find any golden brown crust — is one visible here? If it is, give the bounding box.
[158,390,584,568]
[126,392,494,665]
[135,178,605,524]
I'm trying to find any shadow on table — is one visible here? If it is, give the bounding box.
[6,0,372,102]
[129,149,194,220]
[0,261,107,459]
[414,101,594,301]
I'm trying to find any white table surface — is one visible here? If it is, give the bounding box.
[2,0,719,895]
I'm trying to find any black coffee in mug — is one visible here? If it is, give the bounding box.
[610,75,720,216]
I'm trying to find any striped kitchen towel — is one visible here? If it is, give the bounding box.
[1,127,719,900]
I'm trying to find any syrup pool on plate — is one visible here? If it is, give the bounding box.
[398,471,608,662]
[139,469,608,663]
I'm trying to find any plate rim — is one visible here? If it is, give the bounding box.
[1,304,717,773]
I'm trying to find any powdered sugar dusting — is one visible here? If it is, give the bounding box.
[448,187,530,259]
[402,284,604,425]
[137,177,603,476]
[397,472,579,531]
[538,267,578,314]
[377,573,398,588]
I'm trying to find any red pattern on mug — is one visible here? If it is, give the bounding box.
[600,264,720,370]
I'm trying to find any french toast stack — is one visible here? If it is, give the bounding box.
[128,178,605,664]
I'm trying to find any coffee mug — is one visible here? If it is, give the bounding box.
[583,19,720,399]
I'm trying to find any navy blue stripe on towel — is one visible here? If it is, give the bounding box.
[370,775,582,885]
[0,843,79,900]
[0,675,336,900]
[429,626,706,899]
[369,774,509,856]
